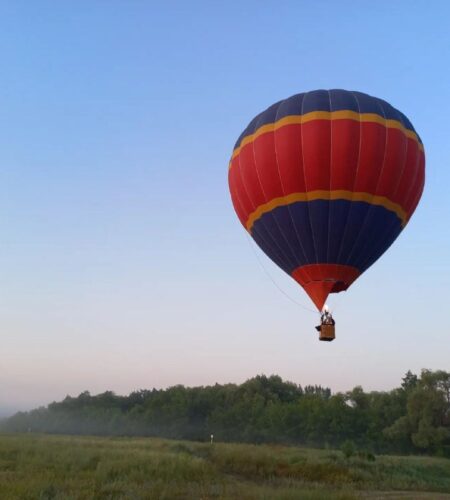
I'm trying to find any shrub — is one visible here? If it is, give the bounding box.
[341,440,356,459]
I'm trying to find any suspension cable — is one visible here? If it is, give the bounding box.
[245,232,319,315]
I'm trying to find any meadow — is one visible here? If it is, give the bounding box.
[0,434,449,499]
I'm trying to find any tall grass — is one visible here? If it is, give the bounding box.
[0,434,449,499]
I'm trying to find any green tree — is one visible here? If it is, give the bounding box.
[384,370,450,452]
[401,370,418,392]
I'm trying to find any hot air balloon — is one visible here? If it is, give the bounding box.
[228,90,425,340]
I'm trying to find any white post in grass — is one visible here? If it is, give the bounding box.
[210,434,214,444]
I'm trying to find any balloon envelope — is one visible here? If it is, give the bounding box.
[228,89,425,310]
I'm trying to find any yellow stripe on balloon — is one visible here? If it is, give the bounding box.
[245,190,408,231]
[229,110,424,166]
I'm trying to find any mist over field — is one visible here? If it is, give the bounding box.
[2,370,449,459]
[1,371,450,499]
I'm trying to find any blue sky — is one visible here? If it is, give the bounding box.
[0,1,449,412]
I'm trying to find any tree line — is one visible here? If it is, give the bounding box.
[2,369,449,456]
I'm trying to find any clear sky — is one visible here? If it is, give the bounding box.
[0,1,449,413]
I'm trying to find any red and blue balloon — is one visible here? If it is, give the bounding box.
[228,90,425,310]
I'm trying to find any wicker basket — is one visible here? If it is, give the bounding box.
[319,324,335,342]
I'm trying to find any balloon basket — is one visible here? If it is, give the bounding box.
[319,324,335,342]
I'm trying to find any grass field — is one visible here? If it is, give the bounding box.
[0,434,449,499]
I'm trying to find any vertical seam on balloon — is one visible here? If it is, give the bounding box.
[358,152,420,273]
[228,171,247,227]
[358,149,422,273]
[326,89,333,264]
[414,154,426,210]
[407,171,425,223]
[335,91,362,264]
[234,145,292,273]
[292,93,315,283]
[356,114,424,269]
[264,101,303,270]
[328,92,353,267]
[343,96,389,267]
[404,151,424,214]
[300,91,320,265]
[273,95,312,281]
[407,156,425,216]
[250,109,298,271]
[357,108,412,272]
